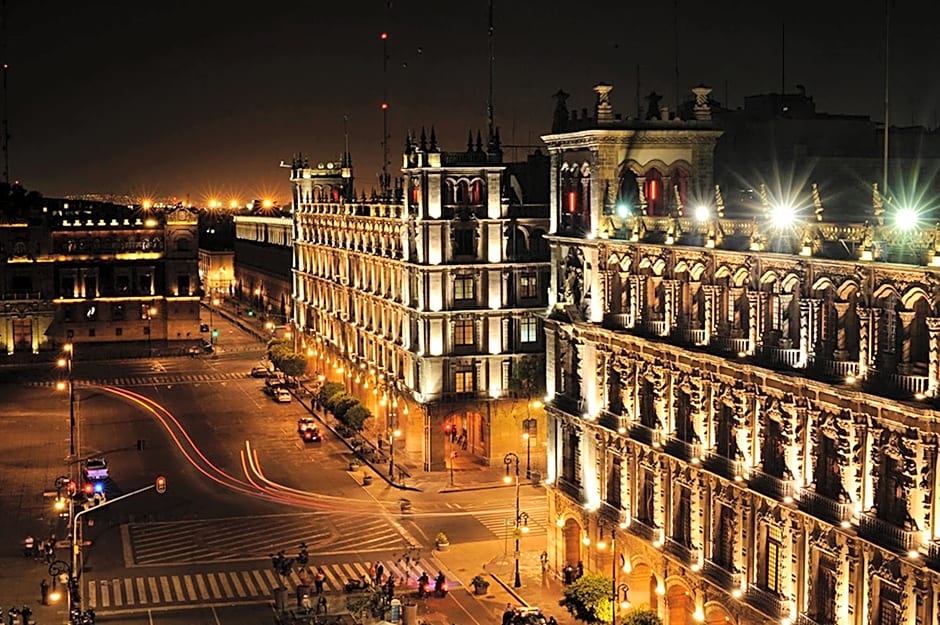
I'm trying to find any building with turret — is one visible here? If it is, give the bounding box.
[542,83,940,625]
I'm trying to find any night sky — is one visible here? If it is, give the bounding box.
[4,0,938,203]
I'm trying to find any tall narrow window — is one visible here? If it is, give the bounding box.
[713,505,735,569]
[454,319,474,347]
[811,555,838,625]
[606,456,622,508]
[454,276,474,302]
[520,317,538,343]
[637,470,654,523]
[875,455,907,526]
[640,380,657,428]
[672,485,692,546]
[454,368,474,393]
[675,390,693,442]
[519,273,538,299]
[716,404,738,459]
[761,525,784,595]
[877,584,901,625]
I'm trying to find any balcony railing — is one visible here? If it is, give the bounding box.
[664,437,703,462]
[678,327,709,346]
[823,359,859,378]
[664,538,692,563]
[702,560,737,591]
[749,469,796,501]
[704,453,745,481]
[889,372,930,395]
[603,313,634,331]
[765,346,805,368]
[629,422,662,447]
[797,487,853,525]
[557,478,582,501]
[796,614,827,625]
[715,335,750,354]
[858,513,919,553]
[927,541,940,572]
[643,320,668,336]
[745,585,785,618]
[628,519,656,541]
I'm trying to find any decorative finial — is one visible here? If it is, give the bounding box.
[715,185,725,219]
[872,182,885,226]
[812,183,824,222]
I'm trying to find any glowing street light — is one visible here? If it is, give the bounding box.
[504,452,523,588]
[694,205,710,222]
[895,207,919,230]
[770,203,796,227]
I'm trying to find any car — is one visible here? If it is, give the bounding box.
[510,608,547,625]
[251,365,274,378]
[301,426,322,443]
[82,458,109,482]
[274,388,292,403]
[200,339,214,353]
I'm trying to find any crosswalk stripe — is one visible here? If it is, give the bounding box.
[182,575,195,600]
[148,577,159,603]
[252,570,269,594]
[218,572,235,598]
[135,577,147,605]
[206,573,221,599]
[159,576,171,602]
[171,576,184,601]
[114,578,125,607]
[195,574,209,600]
[124,578,134,605]
[87,581,97,609]
[100,581,110,608]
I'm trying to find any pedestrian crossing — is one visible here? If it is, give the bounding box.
[474,508,549,538]
[86,556,453,611]
[27,371,251,388]
[127,512,407,565]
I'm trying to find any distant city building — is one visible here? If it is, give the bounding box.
[0,192,200,358]
[542,83,940,625]
[232,214,293,323]
[290,134,551,471]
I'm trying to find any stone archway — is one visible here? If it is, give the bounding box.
[562,518,582,568]
[665,584,693,625]
[704,602,736,625]
[622,561,656,614]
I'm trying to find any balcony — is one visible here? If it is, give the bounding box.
[678,327,709,346]
[664,538,692,563]
[749,470,796,501]
[714,335,750,354]
[889,372,930,395]
[745,585,785,618]
[628,519,656,541]
[557,478,582,501]
[765,346,805,369]
[797,488,854,525]
[858,513,919,553]
[702,560,737,591]
[629,422,662,447]
[603,312,634,331]
[642,320,668,337]
[663,437,703,462]
[704,453,745,481]
[822,358,858,378]
[796,614,827,625]
[927,541,940,572]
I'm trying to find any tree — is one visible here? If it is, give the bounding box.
[344,405,371,431]
[279,353,307,378]
[559,574,613,624]
[510,355,546,402]
[320,382,344,405]
[620,609,662,625]
[333,396,359,420]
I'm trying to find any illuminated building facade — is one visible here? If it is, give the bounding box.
[232,214,294,323]
[291,137,551,470]
[0,199,200,358]
[543,84,940,624]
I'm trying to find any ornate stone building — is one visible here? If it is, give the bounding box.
[542,84,940,625]
[291,135,551,471]
[0,197,200,359]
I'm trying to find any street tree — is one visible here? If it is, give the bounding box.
[620,609,662,625]
[279,353,307,378]
[344,405,371,431]
[559,573,613,624]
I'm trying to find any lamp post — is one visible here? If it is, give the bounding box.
[147,306,157,357]
[523,418,536,479]
[615,583,631,624]
[57,333,76,458]
[210,296,220,344]
[503,452,523,588]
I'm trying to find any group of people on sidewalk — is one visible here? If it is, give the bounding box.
[21,535,55,564]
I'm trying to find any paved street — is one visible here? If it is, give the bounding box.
[0,305,567,625]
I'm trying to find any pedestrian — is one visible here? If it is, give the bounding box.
[40,579,49,605]
[577,560,584,579]
[22,536,34,558]
[368,562,376,580]
[384,576,395,601]
[45,541,55,564]
[375,562,385,585]
[314,567,325,594]
[316,595,327,615]
[19,606,30,625]
[563,564,573,584]
[502,603,515,625]
[548,617,558,625]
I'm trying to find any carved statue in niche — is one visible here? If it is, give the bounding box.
[562,248,584,305]
[815,416,851,502]
[873,430,918,530]
[760,400,793,479]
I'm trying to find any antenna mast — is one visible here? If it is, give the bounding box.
[487,0,495,144]
[1,0,10,184]
[380,3,391,199]
[882,0,890,195]
[673,0,680,112]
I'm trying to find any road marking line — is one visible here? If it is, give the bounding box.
[240,570,258,596]
[218,572,235,598]
[159,576,171,602]
[87,581,97,609]
[183,574,197,600]
[228,571,245,596]
[206,573,222,599]
[136,577,147,605]
[124,578,134,605]
[251,570,268,593]
[100,581,110,608]
[262,569,279,590]
[195,573,210,599]
[171,576,184,601]
[111,579,123,606]
[148,577,159,603]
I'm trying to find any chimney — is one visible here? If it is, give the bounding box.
[593,83,614,124]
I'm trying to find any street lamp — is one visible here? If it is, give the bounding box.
[616,583,631,620]
[210,296,220,344]
[503,452,523,588]
[522,418,537,479]
[147,306,157,357]
[57,333,76,457]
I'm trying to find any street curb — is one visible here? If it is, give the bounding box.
[439,483,515,494]
[486,570,530,608]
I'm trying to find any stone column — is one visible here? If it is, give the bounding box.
[747,291,763,355]
[799,298,821,368]
[549,151,561,234]
[857,308,872,378]
[662,280,676,336]
[927,317,940,396]
[779,293,794,342]
[630,276,645,328]
[702,285,716,341]
[636,177,648,215]
[898,311,916,368]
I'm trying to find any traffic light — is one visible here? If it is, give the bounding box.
[155,475,167,494]
[200,323,209,332]
[211,328,219,338]
[83,483,94,497]
[247,309,255,317]
[67,481,77,496]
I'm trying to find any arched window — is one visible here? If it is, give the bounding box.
[646,169,665,216]
[617,170,640,215]
[456,180,470,204]
[470,180,484,204]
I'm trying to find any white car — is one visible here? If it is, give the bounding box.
[274,388,292,403]
[83,458,109,482]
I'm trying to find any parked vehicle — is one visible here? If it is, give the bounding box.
[250,365,274,378]
[274,388,292,403]
[82,458,109,482]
